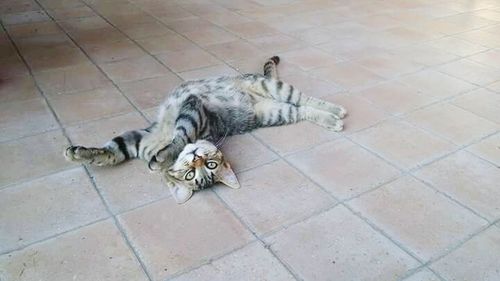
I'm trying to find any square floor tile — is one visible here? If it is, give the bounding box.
[405,103,498,145]
[0,55,30,79]
[466,133,500,166]
[352,120,456,170]
[155,47,221,73]
[25,45,89,73]
[398,69,476,99]
[6,21,63,39]
[216,160,334,235]
[183,26,238,46]
[34,63,111,96]
[454,29,500,48]
[120,21,173,40]
[281,70,343,98]
[248,34,305,53]
[0,220,149,281]
[281,47,342,71]
[390,44,459,66]
[266,205,419,281]
[0,75,39,103]
[349,176,487,260]
[438,59,500,86]
[49,86,134,125]
[205,40,263,62]
[253,121,340,155]
[82,39,146,63]
[415,151,500,221]
[452,88,500,124]
[425,37,488,57]
[170,242,294,281]
[1,10,49,25]
[220,134,278,173]
[224,22,278,39]
[0,167,107,253]
[431,226,500,281]
[311,62,384,90]
[178,64,239,80]
[287,138,400,199]
[0,98,58,142]
[466,49,500,70]
[354,53,424,79]
[117,73,182,109]
[136,33,197,55]
[118,193,253,280]
[403,269,442,281]
[46,5,95,20]
[0,130,73,187]
[100,56,170,83]
[356,81,435,115]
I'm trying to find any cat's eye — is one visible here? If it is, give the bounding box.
[184,170,195,180]
[206,161,218,169]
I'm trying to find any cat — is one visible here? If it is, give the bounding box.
[64,56,347,204]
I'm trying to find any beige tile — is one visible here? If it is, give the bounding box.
[311,62,384,90]
[216,160,334,235]
[156,47,221,73]
[356,81,435,115]
[288,139,400,199]
[425,37,488,57]
[467,133,500,166]
[120,20,173,40]
[487,80,500,92]
[34,63,111,96]
[431,226,500,281]
[405,103,498,145]
[163,17,214,33]
[247,34,305,53]
[205,40,263,62]
[438,59,500,86]
[281,70,343,98]
[25,45,89,73]
[118,193,253,280]
[398,69,476,98]
[82,39,146,63]
[352,120,456,170]
[403,269,441,281]
[0,130,73,187]
[0,220,149,281]
[0,55,30,79]
[281,47,342,71]
[349,176,487,260]
[50,86,134,125]
[100,56,170,83]
[0,75,39,103]
[183,26,238,46]
[390,44,459,66]
[323,94,389,133]
[170,242,294,281]
[468,49,500,70]
[178,64,239,80]
[415,151,500,221]
[0,98,58,142]
[355,52,424,79]
[15,33,75,55]
[224,21,278,39]
[290,27,337,45]
[46,5,95,20]
[253,121,339,155]
[454,29,500,48]
[0,167,107,252]
[266,205,419,281]
[220,134,278,173]
[1,10,49,25]
[5,21,62,38]
[118,74,182,109]
[136,33,197,55]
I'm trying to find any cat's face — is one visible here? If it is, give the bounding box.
[165,140,239,204]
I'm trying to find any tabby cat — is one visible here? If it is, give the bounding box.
[65,56,347,203]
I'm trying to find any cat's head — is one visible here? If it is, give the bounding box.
[164,140,239,204]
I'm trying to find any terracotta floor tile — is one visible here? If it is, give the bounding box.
[0,98,58,142]
[216,160,334,235]
[247,33,305,53]
[49,86,134,125]
[118,193,253,280]
[311,62,384,90]
[120,21,173,40]
[0,75,39,103]
[117,73,182,109]
[398,69,476,98]
[224,21,278,39]
[354,52,424,79]
[253,121,339,155]
[403,269,441,281]
[438,59,500,86]
[163,17,214,34]
[352,120,456,170]
[100,56,170,83]
[156,47,221,73]
[183,26,238,46]
[466,133,500,166]
[25,45,89,73]
[405,103,498,145]
[425,37,488,57]
[220,134,278,173]
[349,176,487,260]
[288,138,400,199]
[205,39,262,62]
[266,205,419,281]
[431,226,500,281]
[170,242,294,281]
[281,47,343,71]
[0,130,73,187]
[0,220,149,281]
[290,27,337,45]
[356,81,435,115]
[415,151,500,221]
[34,63,111,96]
[82,39,146,63]
[281,70,343,98]
[136,33,198,55]
[178,64,239,80]
[0,167,107,253]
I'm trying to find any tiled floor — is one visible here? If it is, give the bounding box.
[0,0,499,280]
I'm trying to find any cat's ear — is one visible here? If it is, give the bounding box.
[217,162,240,189]
[168,181,193,204]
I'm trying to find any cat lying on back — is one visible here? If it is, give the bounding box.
[65,56,347,204]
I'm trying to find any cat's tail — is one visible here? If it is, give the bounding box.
[64,123,156,166]
[263,56,280,78]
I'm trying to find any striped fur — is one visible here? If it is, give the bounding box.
[65,56,347,201]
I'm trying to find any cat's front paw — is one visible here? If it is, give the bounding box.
[64,146,86,162]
